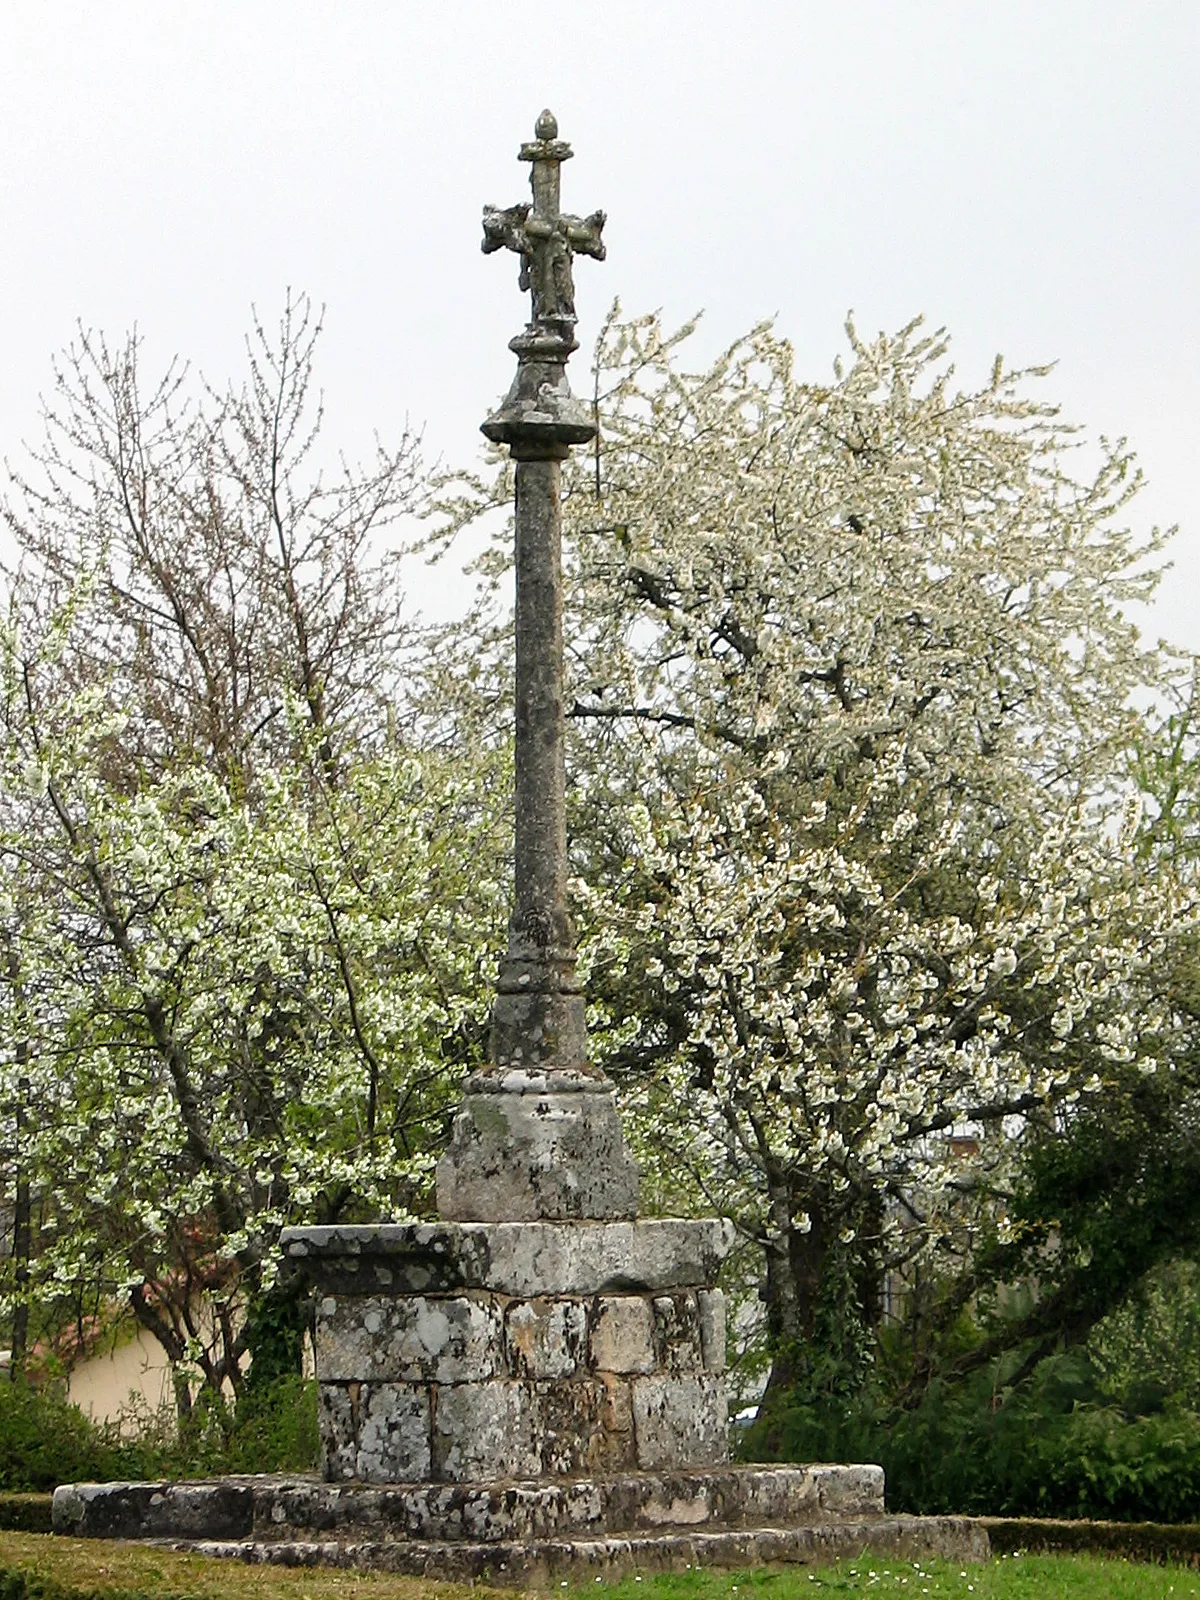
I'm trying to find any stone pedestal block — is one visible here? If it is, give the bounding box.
[285,1219,732,1484]
[435,1075,639,1222]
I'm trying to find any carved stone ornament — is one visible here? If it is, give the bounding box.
[482,109,606,328]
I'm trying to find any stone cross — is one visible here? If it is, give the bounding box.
[435,111,638,1222]
[481,109,606,326]
[107,109,741,1506]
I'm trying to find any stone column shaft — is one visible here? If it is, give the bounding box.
[511,455,570,959]
[489,449,590,1076]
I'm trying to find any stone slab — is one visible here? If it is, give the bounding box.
[53,1465,887,1544]
[154,1517,991,1586]
[52,1481,253,1541]
[281,1218,734,1298]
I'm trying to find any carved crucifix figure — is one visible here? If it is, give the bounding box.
[482,109,606,326]
[435,111,639,1223]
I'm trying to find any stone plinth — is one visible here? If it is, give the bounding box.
[52,1468,992,1585]
[280,1219,732,1483]
[53,1463,886,1543]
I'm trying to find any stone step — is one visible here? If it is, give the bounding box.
[253,1465,884,1543]
[53,1465,885,1545]
[161,1516,990,1586]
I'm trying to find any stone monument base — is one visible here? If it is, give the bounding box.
[279,1218,734,1481]
[51,1219,990,1584]
[52,1465,990,1586]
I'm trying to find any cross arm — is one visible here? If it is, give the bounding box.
[482,202,532,257]
[565,210,607,261]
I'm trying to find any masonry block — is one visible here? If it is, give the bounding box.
[632,1373,729,1469]
[652,1292,703,1373]
[432,1380,539,1481]
[590,1295,657,1374]
[504,1297,587,1379]
[697,1288,726,1373]
[319,1382,431,1482]
[532,1376,637,1474]
[316,1294,501,1383]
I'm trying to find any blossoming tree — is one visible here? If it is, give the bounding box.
[450,308,1196,1400]
[0,306,505,1408]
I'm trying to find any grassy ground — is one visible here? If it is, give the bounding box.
[3,1534,1200,1599]
[0,1531,503,1600]
[595,1555,1200,1597]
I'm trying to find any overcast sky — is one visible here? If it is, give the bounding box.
[1,2,1196,651]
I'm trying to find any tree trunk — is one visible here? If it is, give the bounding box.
[9,1165,30,1383]
[5,943,32,1384]
[759,1176,830,1402]
[759,1175,887,1410]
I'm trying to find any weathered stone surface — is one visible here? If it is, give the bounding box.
[632,1374,729,1469]
[436,1083,639,1222]
[482,112,606,337]
[281,1224,491,1298]
[432,1381,539,1481]
[590,1295,656,1374]
[55,1464,890,1545]
[155,1516,992,1585]
[248,1464,884,1540]
[697,1288,726,1373]
[531,1378,636,1475]
[282,1217,734,1298]
[652,1293,703,1373]
[504,1297,587,1379]
[51,1480,253,1541]
[319,1384,431,1483]
[481,1219,733,1297]
[591,1375,636,1470]
[316,1295,500,1383]
[812,1462,887,1515]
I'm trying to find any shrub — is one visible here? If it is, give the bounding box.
[744,1350,1200,1523]
[0,1376,318,1491]
[0,1383,129,1492]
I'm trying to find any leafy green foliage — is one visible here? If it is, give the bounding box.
[747,1348,1200,1523]
[1091,1260,1200,1413]
[0,1386,128,1494]
[241,1283,310,1392]
[0,1378,317,1492]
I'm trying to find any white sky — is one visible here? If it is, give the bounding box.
[1,2,1196,650]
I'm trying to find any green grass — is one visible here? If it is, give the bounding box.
[0,1531,502,1600]
[3,1535,1200,1599]
[588,1555,1200,1597]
